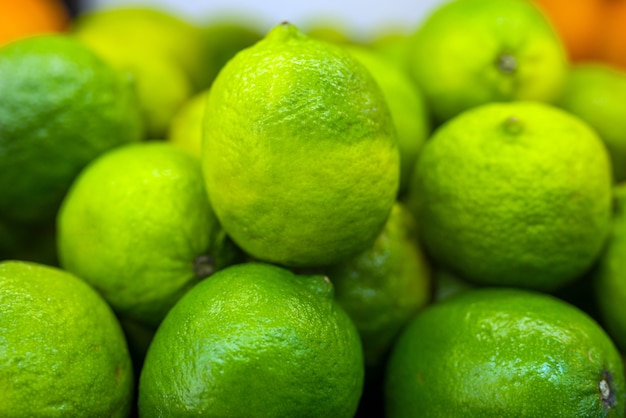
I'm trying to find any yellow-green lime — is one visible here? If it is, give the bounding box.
[556,63,626,182]
[57,142,241,328]
[323,202,431,368]
[138,262,364,417]
[406,0,567,124]
[344,45,430,194]
[71,6,207,90]
[167,88,209,158]
[0,260,134,417]
[72,22,193,139]
[385,287,626,417]
[406,101,612,291]
[0,34,143,226]
[594,183,626,352]
[203,22,399,268]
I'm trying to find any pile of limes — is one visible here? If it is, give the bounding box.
[3,0,626,416]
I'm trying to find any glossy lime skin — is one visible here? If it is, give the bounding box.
[385,287,626,417]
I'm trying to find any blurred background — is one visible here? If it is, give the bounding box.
[71,0,443,41]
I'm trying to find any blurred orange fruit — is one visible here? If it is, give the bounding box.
[532,0,604,62]
[0,0,69,46]
[534,0,626,70]
[598,1,626,70]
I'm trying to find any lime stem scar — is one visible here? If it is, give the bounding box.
[599,369,616,409]
[194,254,215,279]
[497,53,517,74]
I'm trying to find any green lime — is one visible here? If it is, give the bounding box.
[0,260,134,417]
[167,88,209,158]
[406,101,612,291]
[594,183,626,351]
[203,22,399,268]
[324,202,431,368]
[344,45,430,194]
[57,142,241,328]
[0,34,143,226]
[200,18,263,88]
[556,63,626,182]
[406,0,567,124]
[385,287,626,417]
[138,262,364,417]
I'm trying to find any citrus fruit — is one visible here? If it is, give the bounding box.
[72,11,197,139]
[138,262,364,417]
[344,45,430,194]
[71,6,207,90]
[532,0,605,62]
[323,202,431,368]
[167,88,209,157]
[406,0,568,124]
[431,268,474,302]
[0,0,69,46]
[203,22,399,268]
[405,101,612,291]
[556,63,626,182]
[0,260,134,417]
[594,183,626,352]
[200,18,263,88]
[597,1,626,71]
[0,34,143,226]
[57,142,241,328]
[385,287,626,417]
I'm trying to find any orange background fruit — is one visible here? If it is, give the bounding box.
[533,0,626,69]
[0,0,70,46]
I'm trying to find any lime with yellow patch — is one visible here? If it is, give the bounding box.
[203,22,399,268]
[0,260,134,417]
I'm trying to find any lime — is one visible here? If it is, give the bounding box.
[0,34,143,226]
[594,183,626,351]
[71,6,206,90]
[344,45,430,194]
[385,287,626,417]
[203,22,399,268]
[200,18,263,88]
[406,0,568,124]
[167,88,209,158]
[72,16,194,139]
[0,260,134,417]
[138,262,364,417]
[57,142,241,328]
[406,101,612,291]
[556,63,626,182]
[324,202,431,368]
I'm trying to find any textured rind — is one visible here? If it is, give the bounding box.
[0,261,134,417]
[407,101,612,291]
[0,35,143,224]
[138,262,364,417]
[203,23,399,268]
[385,288,626,418]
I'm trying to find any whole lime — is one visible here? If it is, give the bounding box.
[203,22,399,268]
[0,34,143,225]
[385,287,626,417]
[406,101,612,291]
[406,0,567,124]
[0,260,134,417]
[57,142,241,328]
[138,262,364,417]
